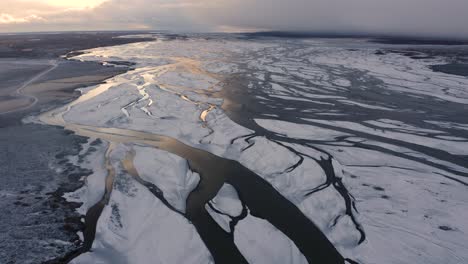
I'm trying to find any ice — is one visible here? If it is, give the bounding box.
[234,136,361,252]
[72,144,213,264]
[306,118,468,156]
[337,100,395,111]
[205,183,244,232]
[425,120,468,132]
[270,95,336,106]
[333,78,352,87]
[208,184,243,217]
[255,119,349,140]
[201,108,253,157]
[234,214,308,264]
[206,183,308,264]
[238,136,300,176]
[63,139,109,215]
[310,48,468,104]
[365,119,445,134]
[158,71,218,91]
[133,145,200,213]
[312,143,468,263]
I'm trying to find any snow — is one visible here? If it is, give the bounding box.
[337,100,395,111]
[133,145,200,213]
[310,48,468,104]
[50,36,468,264]
[63,139,109,215]
[305,118,468,156]
[255,119,349,141]
[208,184,243,218]
[235,136,362,252]
[425,120,468,132]
[206,183,308,264]
[72,144,213,264]
[234,214,308,264]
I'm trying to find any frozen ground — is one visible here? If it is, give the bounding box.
[0,32,155,264]
[0,124,91,264]
[39,35,468,263]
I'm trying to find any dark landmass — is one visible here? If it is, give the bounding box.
[0,59,131,126]
[241,31,468,45]
[0,31,153,124]
[370,38,468,46]
[0,31,154,58]
[241,31,374,39]
[241,31,403,39]
[0,32,149,263]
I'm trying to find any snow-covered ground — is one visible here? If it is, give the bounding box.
[42,36,468,263]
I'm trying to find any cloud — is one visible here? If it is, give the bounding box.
[0,13,45,24]
[1,0,468,39]
[200,0,468,38]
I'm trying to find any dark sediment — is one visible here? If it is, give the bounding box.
[0,32,153,59]
[0,32,150,263]
[370,38,468,46]
[0,58,135,125]
[0,124,89,264]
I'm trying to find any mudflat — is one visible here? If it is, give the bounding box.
[0,32,150,263]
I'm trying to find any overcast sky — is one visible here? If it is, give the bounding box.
[1,0,468,39]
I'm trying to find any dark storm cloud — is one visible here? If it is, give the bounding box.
[200,0,468,38]
[1,0,468,39]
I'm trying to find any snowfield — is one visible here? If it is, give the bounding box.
[42,36,468,264]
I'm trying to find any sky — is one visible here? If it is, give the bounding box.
[1,0,468,39]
